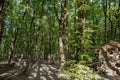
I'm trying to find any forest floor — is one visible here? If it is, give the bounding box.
[0,60,120,80]
[0,60,66,80]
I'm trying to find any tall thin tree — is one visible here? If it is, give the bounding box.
[103,0,108,43]
[54,0,67,71]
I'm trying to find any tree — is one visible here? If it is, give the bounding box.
[74,0,86,61]
[0,0,9,45]
[54,0,67,71]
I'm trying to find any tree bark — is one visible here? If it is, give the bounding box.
[75,0,86,62]
[59,0,67,71]
[54,0,67,71]
[80,0,86,46]
[118,0,120,40]
[103,0,108,43]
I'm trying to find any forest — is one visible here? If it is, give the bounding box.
[0,0,120,80]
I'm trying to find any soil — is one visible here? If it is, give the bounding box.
[0,60,66,80]
[0,60,120,80]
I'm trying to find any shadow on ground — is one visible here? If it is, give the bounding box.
[20,61,65,80]
[0,60,66,80]
[97,72,120,80]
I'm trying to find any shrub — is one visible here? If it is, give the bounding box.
[65,62,98,80]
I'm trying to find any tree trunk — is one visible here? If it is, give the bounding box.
[75,0,86,62]
[0,9,4,45]
[8,4,27,64]
[59,0,67,71]
[103,0,108,43]
[118,0,120,40]
[54,0,67,71]
[80,0,86,46]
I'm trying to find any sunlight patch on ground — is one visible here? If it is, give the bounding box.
[42,66,49,70]
[40,68,43,71]
[28,76,33,79]
[28,72,37,80]
[33,68,38,72]
[40,76,46,80]
[31,72,37,77]
[0,72,9,76]
[57,73,66,78]
[48,65,57,70]
[48,75,54,80]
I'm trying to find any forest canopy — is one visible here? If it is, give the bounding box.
[0,0,120,80]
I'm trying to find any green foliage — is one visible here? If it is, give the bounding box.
[65,61,98,80]
[77,50,98,67]
[0,0,120,79]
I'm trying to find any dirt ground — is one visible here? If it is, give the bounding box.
[0,60,66,80]
[0,60,120,80]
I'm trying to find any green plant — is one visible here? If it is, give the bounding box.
[65,62,98,80]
